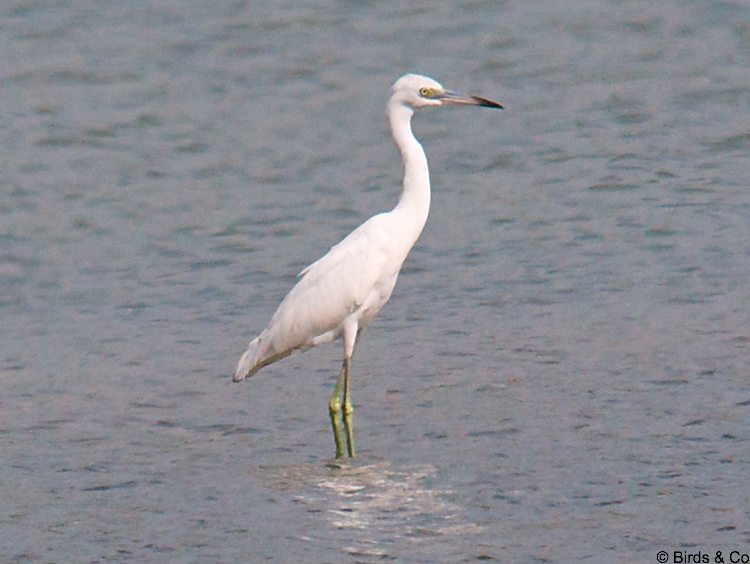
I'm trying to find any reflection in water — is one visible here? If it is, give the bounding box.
[254,461,483,558]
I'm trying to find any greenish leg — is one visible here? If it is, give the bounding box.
[328,361,347,459]
[342,357,356,458]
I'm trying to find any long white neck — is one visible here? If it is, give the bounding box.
[388,100,431,242]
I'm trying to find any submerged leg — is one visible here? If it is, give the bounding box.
[342,356,355,458]
[328,323,360,459]
[328,361,347,459]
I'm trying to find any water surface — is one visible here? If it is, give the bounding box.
[2,1,749,561]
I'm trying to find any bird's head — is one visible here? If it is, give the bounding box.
[390,73,503,110]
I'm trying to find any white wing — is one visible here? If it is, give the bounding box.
[252,212,404,366]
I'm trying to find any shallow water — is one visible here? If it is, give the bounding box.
[2,0,749,561]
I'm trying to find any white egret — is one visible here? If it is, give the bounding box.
[233,73,503,458]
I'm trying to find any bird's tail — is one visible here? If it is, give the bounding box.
[232,334,265,382]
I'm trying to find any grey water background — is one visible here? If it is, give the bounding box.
[2,0,749,561]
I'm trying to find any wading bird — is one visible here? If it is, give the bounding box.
[233,74,502,459]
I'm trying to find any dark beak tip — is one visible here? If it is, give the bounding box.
[470,95,504,109]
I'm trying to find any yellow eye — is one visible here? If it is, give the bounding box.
[419,87,432,98]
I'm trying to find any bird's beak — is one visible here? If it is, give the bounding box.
[439,90,504,109]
